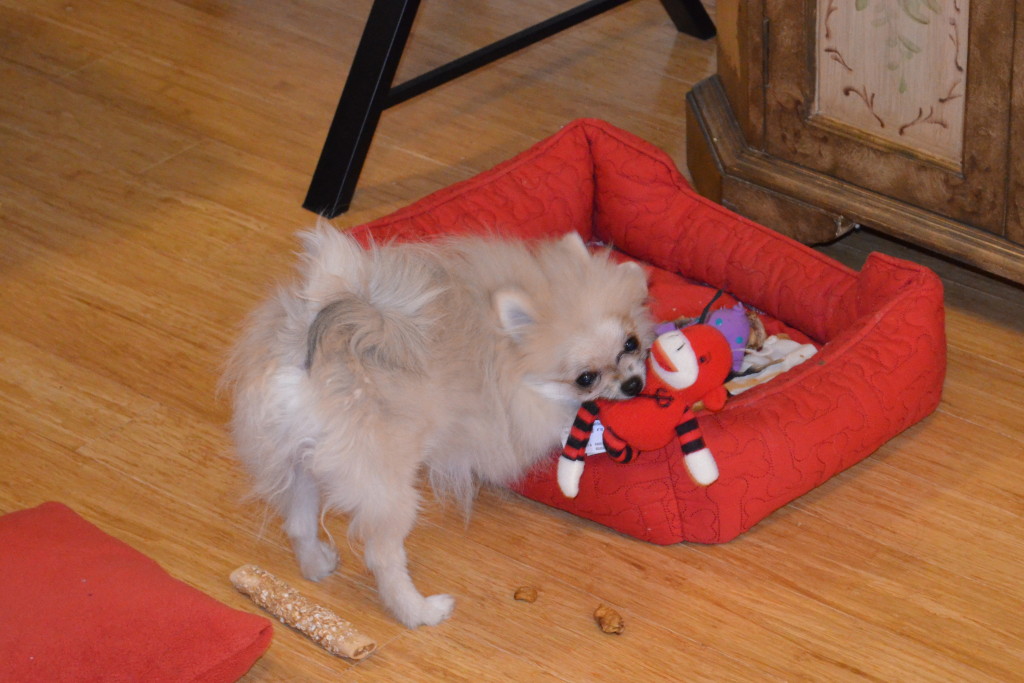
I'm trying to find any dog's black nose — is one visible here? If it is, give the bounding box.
[621,376,643,397]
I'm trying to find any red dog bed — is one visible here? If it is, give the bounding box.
[347,119,946,545]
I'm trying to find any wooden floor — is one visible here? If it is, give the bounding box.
[3,1,1023,680]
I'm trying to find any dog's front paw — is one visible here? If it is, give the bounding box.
[396,593,455,628]
[419,593,456,626]
[296,539,339,581]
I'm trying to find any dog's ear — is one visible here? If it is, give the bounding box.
[558,231,590,261]
[617,259,645,279]
[617,259,649,297]
[494,288,535,342]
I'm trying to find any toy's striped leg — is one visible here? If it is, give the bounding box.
[676,417,719,485]
[563,401,599,461]
[602,428,634,464]
[558,402,599,498]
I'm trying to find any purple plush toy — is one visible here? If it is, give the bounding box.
[656,292,751,374]
[703,302,750,373]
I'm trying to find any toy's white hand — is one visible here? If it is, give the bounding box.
[557,457,586,498]
[684,448,719,485]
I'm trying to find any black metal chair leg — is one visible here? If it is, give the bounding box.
[659,0,716,40]
[304,0,716,218]
[302,0,422,218]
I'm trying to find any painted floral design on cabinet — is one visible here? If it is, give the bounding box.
[815,0,968,166]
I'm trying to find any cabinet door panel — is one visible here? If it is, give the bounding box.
[763,0,1011,235]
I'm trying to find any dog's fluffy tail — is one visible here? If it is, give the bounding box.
[299,221,444,373]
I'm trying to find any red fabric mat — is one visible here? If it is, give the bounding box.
[0,502,272,682]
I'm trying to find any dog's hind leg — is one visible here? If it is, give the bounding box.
[281,460,339,581]
[353,484,455,628]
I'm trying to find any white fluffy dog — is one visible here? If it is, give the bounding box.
[223,224,653,627]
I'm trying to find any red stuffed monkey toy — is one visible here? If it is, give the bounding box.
[558,324,732,498]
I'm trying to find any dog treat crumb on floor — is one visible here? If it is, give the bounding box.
[513,586,538,602]
[593,604,625,634]
[230,564,376,660]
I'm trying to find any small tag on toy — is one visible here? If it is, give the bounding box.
[560,419,607,455]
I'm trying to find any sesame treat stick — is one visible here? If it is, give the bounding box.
[230,564,376,660]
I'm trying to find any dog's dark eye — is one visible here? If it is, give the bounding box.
[575,371,599,388]
[623,335,639,353]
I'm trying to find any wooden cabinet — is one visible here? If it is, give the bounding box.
[686,0,1024,284]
